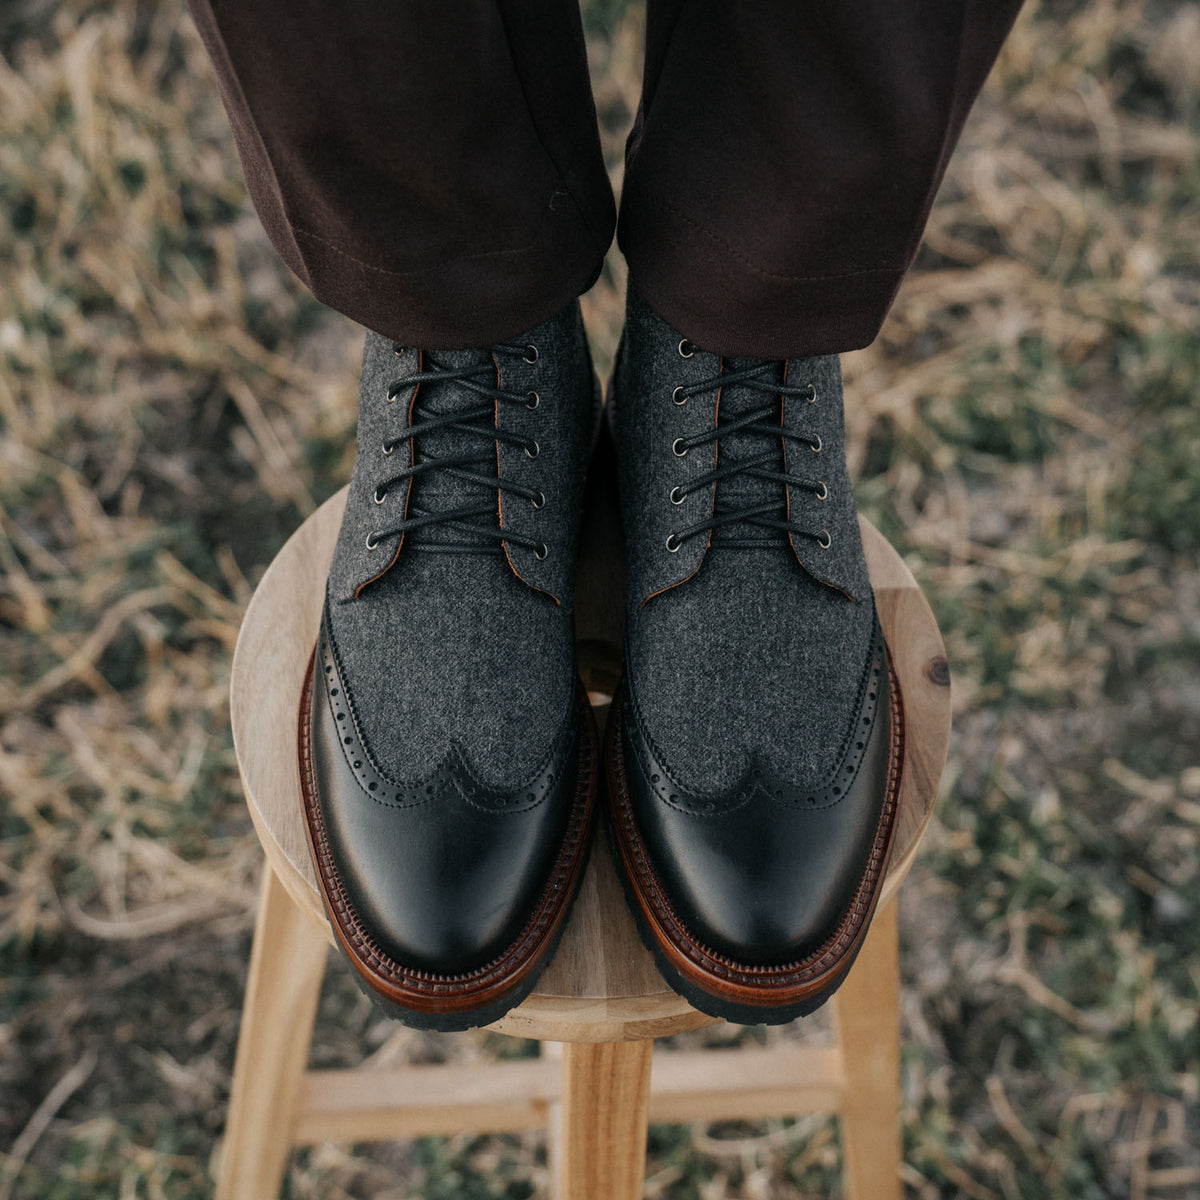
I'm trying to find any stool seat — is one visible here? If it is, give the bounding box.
[218,449,951,1200]
[229,486,949,1044]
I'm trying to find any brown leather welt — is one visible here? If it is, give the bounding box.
[606,644,904,1004]
[297,650,597,1012]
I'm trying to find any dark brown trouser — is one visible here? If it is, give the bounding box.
[186,0,1022,357]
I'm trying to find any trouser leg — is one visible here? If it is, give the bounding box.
[185,0,616,348]
[618,0,1025,358]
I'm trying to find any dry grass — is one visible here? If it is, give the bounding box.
[1,0,1198,1196]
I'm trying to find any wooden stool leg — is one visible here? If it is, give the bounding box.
[216,863,329,1200]
[833,898,902,1200]
[558,1041,653,1200]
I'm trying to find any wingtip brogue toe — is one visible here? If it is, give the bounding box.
[299,301,600,1030]
[608,610,903,1024]
[301,631,597,1030]
[606,288,905,1024]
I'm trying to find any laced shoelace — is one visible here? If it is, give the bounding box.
[665,356,831,555]
[364,341,550,559]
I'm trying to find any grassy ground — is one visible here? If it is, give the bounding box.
[2,0,1198,1196]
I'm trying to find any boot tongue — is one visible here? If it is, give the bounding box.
[713,358,788,547]
[406,347,499,549]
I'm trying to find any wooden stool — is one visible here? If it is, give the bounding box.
[220,474,950,1200]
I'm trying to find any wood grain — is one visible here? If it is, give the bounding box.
[214,866,329,1200]
[559,1041,653,1200]
[833,898,902,1200]
[860,518,952,905]
[229,488,949,1043]
[290,1041,844,1145]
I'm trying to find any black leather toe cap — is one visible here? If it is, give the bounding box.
[310,614,579,975]
[620,618,895,966]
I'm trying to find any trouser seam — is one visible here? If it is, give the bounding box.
[493,2,610,248]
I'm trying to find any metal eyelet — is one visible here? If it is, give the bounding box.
[385,388,398,403]
[526,390,540,410]
[817,530,832,549]
[393,345,406,357]
[381,441,394,456]
[672,438,688,457]
[806,383,818,404]
[365,532,381,551]
[531,490,545,509]
[678,339,695,359]
[815,481,829,501]
[669,486,685,505]
[672,386,687,405]
[373,486,387,505]
[665,532,682,553]
[534,542,549,560]
[523,344,539,364]
[525,440,540,459]
[810,434,822,453]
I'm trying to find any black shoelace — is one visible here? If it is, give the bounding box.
[365,342,550,559]
[666,360,831,554]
